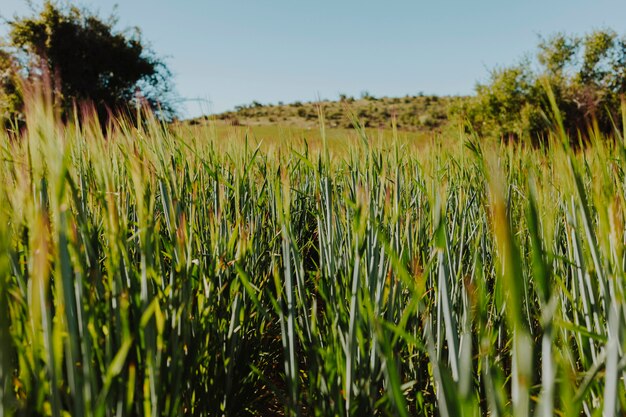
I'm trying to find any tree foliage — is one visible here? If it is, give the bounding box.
[1,1,176,124]
[0,50,23,124]
[460,29,626,142]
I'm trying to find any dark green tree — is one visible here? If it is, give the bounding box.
[1,1,176,123]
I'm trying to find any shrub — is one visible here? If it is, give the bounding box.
[462,29,626,142]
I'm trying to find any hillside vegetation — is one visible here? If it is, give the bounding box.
[197,29,626,146]
[197,93,466,132]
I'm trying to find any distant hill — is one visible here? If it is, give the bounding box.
[191,94,469,132]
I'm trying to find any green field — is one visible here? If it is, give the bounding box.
[0,101,625,416]
[178,121,454,156]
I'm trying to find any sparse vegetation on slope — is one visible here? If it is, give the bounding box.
[198,93,466,132]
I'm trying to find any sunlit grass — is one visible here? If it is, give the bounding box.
[0,94,624,416]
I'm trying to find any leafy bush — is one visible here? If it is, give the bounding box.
[460,29,626,142]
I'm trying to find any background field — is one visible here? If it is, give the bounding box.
[177,121,456,156]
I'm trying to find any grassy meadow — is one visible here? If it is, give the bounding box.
[0,96,625,417]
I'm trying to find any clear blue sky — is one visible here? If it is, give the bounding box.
[2,0,626,118]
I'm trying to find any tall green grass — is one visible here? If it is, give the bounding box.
[0,94,624,416]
